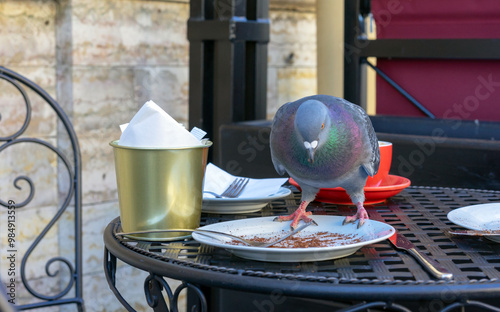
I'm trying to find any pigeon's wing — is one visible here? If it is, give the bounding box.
[270,140,287,176]
[339,99,380,177]
[270,102,292,176]
[271,154,288,176]
[362,113,380,177]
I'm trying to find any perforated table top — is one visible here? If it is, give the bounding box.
[104,186,500,308]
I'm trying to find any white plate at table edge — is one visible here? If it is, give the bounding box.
[192,216,395,262]
[447,203,500,243]
[202,187,292,214]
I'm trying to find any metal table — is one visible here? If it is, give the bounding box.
[104,186,500,311]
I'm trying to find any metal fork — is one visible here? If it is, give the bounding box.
[116,222,313,248]
[204,177,250,198]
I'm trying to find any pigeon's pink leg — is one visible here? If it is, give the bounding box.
[343,202,369,228]
[274,201,315,230]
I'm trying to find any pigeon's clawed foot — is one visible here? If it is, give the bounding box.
[273,201,317,230]
[273,210,315,230]
[342,203,369,229]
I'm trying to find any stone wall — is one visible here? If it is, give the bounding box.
[0,0,316,311]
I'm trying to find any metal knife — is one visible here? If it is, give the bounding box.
[388,232,453,280]
[448,229,500,236]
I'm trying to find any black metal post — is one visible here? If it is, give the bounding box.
[343,0,362,105]
[188,0,270,164]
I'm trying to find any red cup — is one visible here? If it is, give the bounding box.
[365,141,392,187]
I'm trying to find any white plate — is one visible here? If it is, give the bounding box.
[192,216,395,262]
[202,187,292,214]
[447,203,500,243]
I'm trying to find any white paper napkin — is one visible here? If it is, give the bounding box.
[119,100,202,148]
[203,163,288,199]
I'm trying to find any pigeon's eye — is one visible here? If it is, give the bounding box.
[321,123,325,130]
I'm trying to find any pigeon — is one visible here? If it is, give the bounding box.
[270,95,380,229]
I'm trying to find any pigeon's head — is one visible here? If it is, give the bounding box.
[294,100,331,163]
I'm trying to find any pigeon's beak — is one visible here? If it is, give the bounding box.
[307,147,315,163]
[304,140,318,163]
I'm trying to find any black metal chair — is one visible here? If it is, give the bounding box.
[0,67,84,311]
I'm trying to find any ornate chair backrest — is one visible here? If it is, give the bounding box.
[0,67,84,311]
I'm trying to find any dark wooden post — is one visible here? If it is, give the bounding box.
[188,0,270,164]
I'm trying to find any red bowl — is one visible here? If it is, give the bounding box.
[289,175,411,205]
